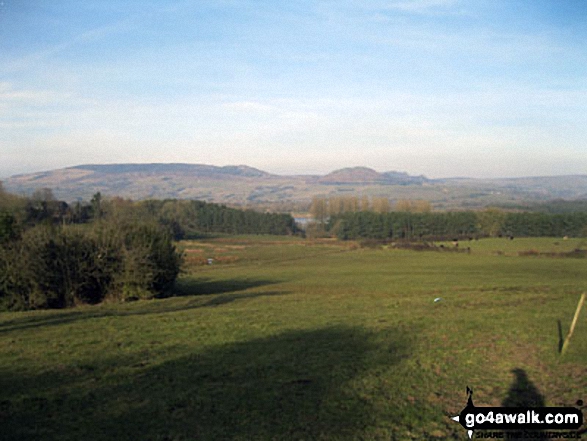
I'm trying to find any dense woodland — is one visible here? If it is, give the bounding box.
[327,210,587,240]
[139,199,298,238]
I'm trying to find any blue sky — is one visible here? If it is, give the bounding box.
[1,0,586,178]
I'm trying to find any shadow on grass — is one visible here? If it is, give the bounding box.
[1,326,411,441]
[502,368,545,408]
[501,368,546,441]
[0,277,283,334]
[183,232,224,240]
[195,290,288,308]
[557,320,564,353]
[172,276,281,296]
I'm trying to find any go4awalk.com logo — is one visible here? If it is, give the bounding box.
[451,387,584,439]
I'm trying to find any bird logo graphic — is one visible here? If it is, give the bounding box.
[451,386,475,439]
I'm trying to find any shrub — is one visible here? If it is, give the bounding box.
[0,211,20,244]
[109,220,182,300]
[0,242,35,310]
[0,220,182,310]
[17,225,114,308]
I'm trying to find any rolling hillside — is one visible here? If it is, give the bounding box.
[3,163,587,210]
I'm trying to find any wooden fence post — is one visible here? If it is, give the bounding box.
[561,292,586,355]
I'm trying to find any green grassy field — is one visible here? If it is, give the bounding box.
[1,236,586,440]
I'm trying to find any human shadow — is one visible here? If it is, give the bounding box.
[502,368,547,440]
[0,326,412,441]
[502,368,545,408]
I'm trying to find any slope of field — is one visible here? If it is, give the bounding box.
[1,237,586,440]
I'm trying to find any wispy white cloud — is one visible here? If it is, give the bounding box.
[0,85,65,105]
[221,101,277,113]
[0,17,135,74]
[348,0,467,17]
[386,0,461,14]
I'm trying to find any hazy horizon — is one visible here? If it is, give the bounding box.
[2,1,586,179]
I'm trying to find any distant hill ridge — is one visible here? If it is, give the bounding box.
[69,163,272,178]
[4,163,587,209]
[318,166,428,185]
[67,164,423,183]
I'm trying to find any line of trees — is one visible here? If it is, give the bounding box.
[136,199,298,238]
[0,186,298,240]
[309,196,431,221]
[328,210,587,240]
